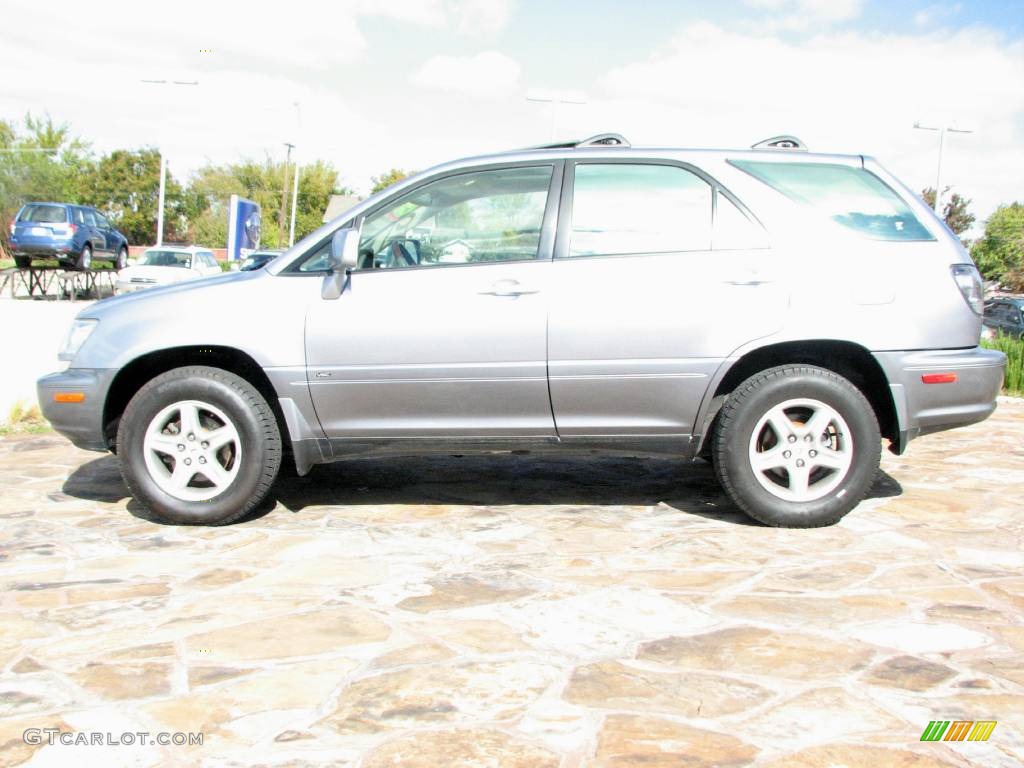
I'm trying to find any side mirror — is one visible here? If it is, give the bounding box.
[322,222,363,300]
[330,228,360,272]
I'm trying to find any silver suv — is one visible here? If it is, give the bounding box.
[38,134,1006,528]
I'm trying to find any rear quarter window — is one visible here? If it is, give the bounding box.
[18,204,68,223]
[730,160,934,242]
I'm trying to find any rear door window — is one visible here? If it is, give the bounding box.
[19,204,68,224]
[567,163,712,257]
[731,160,934,241]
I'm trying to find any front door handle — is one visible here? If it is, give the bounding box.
[478,279,540,297]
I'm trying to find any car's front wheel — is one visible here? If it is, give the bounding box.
[712,365,881,528]
[117,366,282,525]
[115,246,128,270]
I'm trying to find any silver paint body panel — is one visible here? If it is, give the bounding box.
[39,146,1004,469]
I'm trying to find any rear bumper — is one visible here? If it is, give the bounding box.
[11,243,75,257]
[874,347,1006,453]
[37,368,117,452]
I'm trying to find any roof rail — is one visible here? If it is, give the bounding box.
[530,132,631,150]
[751,135,807,151]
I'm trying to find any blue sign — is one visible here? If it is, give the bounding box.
[226,195,261,261]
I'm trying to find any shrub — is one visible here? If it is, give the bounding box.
[982,334,1024,396]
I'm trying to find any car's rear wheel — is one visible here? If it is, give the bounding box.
[115,246,128,270]
[13,256,31,269]
[75,245,92,271]
[712,365,880,528]
[117,366,282,525]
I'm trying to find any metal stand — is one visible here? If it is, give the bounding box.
[0,266,117,300]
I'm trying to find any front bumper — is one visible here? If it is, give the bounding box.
[875,347,1006,453]
[37,368,117,452]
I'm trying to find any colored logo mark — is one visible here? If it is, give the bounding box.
[920,720,997,742]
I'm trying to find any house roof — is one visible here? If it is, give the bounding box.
[322,195,363,224]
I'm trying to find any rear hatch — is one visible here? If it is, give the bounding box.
[12,204,74,246]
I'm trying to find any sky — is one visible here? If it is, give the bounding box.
[2,0,1023,232]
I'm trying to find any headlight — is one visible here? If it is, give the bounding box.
[59,319,99,361]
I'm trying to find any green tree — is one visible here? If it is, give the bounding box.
[188,156,341,248]
[0,113,92,257]
[76,148,191,245]
[921,187,976,237]
[370,168,411,194]
[971,203,1024,281]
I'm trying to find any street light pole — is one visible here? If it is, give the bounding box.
[526,90,587,141]
[140,79,199,246]
[913,121,974,214]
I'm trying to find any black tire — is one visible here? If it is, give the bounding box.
[13,256,31,269]
[115,246,128,270]
[75,245,92,271]
[116,366,282,525]
[712,365,881,528]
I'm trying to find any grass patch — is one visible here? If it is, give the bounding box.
[0,400,51,436]
[982,334,1024,396]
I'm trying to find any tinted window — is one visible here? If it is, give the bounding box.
[81,210,98,226]
[316,165,553,272]
[567,164,712,257]
[731,161,933,241]
[19,204,67,223]
[714,192,768,250]
[94,211,110,228]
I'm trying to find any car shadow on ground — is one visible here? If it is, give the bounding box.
[62,453,904,528]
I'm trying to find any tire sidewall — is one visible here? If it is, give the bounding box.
[116,247,128,270]
[78,246,92,271]
[718,370,880,526]
[119,371,273,524]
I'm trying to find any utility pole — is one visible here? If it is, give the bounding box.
[280,142,294,246]
[288,102,301,247]
[913,121,974,214]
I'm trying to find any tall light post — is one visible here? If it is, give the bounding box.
[913,121,974,214]
[288,102,301,247]
[526,90,587,141]
[279,142,294,246]
[141,79,199,245]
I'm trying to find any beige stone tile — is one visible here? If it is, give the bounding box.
[183,606,391,662]
[319,661,558,734]
[637,626,874,680]
[591,714,757,768]
[363,729,559,768]
[564,660,772,718]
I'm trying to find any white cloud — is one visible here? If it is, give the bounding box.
[914,2,963,28]
[743,0,864,32]
[589,22,1024,230]
[410,51,522,96]
[450,0,515,36]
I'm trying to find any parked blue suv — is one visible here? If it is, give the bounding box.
[8,202,129,271]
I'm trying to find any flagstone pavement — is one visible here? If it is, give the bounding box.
[1,399,1022,767]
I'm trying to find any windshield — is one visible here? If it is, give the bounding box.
[140,250,192,268]
[19,204,67,224]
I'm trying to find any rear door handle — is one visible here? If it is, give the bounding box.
[478,279,540,297]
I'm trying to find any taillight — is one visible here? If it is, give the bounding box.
[950,264,983,315]
[69,223,77,235]
[8,222,14,235]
